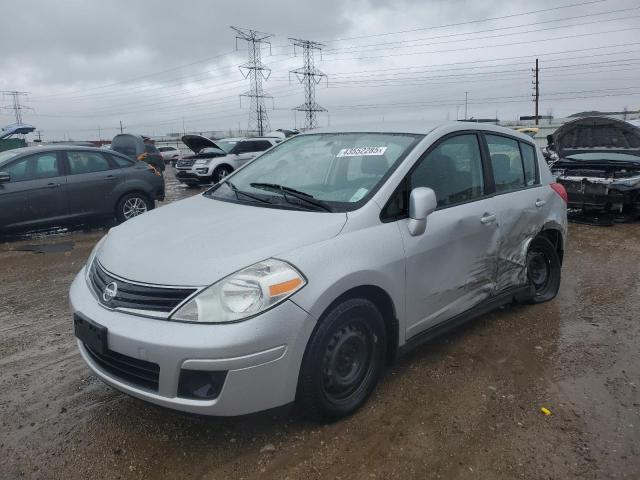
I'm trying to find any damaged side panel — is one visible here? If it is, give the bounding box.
[493,186,563,291]
[400,197,501,338]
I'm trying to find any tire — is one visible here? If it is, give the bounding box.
[212,165,232,184]
[115,193,152,224]
[298,298,386,420]
[525,236,561,304]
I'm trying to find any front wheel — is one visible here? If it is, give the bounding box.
[298,298,386,420]
[212,165,232,184]
[525,236,561,303]
[116,193,152,224]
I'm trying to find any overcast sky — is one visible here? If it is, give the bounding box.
[1,0,638,140]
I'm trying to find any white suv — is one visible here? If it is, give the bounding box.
[175,136,280,186]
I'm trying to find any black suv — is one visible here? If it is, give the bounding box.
[0,146,165,233]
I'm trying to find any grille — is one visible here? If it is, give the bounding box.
[177,159,195,168]
[89,261,197,316]
[85,344,160,391]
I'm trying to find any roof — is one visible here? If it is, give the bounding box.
[305,120,535,141]
[3,145,107,155]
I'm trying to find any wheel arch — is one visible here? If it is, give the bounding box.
[538,223,565,264]
[308,284,399,366]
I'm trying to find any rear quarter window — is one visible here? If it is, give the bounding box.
[109,153,135,168]
[520,142,538,186]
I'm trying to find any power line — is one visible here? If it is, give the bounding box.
[319,0,608,42]
[322,9,640,55]
[289,38,327,130]
[231,26,274,135]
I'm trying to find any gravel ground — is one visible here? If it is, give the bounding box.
[1,170,638,479]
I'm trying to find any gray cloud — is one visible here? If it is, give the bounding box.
[1,0,638,139]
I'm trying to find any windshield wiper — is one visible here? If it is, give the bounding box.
[222,180,271,204]
[250,182,333,212]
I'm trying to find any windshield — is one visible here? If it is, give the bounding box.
[565,152,640,161]
[216,140,238,153]
[208,132,421,211]
[0,149,22,166]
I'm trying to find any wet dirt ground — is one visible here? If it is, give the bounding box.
[1,170,638,479]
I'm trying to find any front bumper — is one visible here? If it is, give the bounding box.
[176,170,211,184]
[70,269,316,415]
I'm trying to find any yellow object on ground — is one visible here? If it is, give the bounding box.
[540,407,552,416]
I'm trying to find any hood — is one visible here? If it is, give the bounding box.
[181,134,224,154]
[96,195,348,286]
[554,116,640,159]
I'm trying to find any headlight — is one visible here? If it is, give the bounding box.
[170,259,306,323]
[84,234,108,282]
[194,159,211,166]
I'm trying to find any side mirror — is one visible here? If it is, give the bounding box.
[408,187,437,236]
[0,172,10,184]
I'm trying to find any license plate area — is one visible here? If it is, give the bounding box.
[74,314,108,355]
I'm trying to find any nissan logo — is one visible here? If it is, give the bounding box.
[102,282,118,303]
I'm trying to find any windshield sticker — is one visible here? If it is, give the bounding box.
[349,188,369,202]
[337,146,388,157]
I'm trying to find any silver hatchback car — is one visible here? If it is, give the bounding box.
[70,121,568,419]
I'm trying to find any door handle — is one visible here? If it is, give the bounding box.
[105,175,118,180]
[480,213,497,224]
[535,199,546,208]
[47,182,60,188]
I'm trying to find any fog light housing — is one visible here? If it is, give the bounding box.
[177,370,227,400]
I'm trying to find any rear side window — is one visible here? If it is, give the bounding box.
[251,140,273,151]
[5,153,60,182]
[67,151,113,175]
[158,147,176,152]
[411,134,485,207]
[520,142,538,186]
[486,135,525,193]
[109,153,134,168]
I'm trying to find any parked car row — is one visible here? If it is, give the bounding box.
[70,121,568,419]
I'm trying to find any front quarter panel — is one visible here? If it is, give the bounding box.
[282,208,407,344]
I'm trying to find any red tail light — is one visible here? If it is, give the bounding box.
[550,182,568,203]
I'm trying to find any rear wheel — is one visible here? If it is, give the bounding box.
[525,236,561,303]
[298,298,386,420]
[116,193,152,224]
[212,165,232,184]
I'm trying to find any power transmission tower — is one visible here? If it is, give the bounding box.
[289,38,327,130]
[532,58,540,125]
[231,26,273,136]
[2,91,31,124]
[464,91,469,120]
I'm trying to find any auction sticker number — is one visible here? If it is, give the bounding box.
[336,146,388,157]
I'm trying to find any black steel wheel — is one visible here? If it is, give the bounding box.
[525,236,561,303]
[298,298,386,420]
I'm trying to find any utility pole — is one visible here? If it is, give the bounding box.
[532,58,540,125]
[1,91,31,124]
[464,92,469,121]
[289,38,327,130]
[119,120,124,134]
[231,26,274,136]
